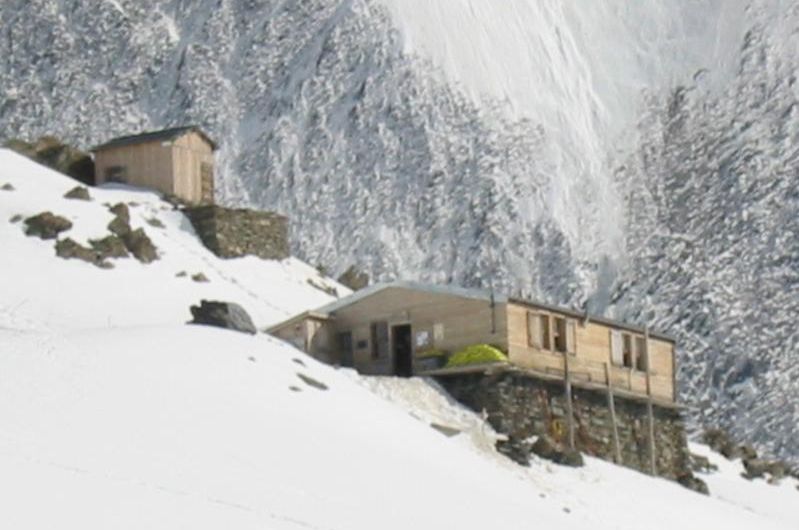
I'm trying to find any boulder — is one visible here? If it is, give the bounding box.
[677,472,709,495]
[689,452,718,474]
[743,458,788,480]
[192,272,209,282]
[531,435,584,467]
[64,186,91,201]
[1,183,14,191]
[107,203,131,236]
[90,235,129,259]
[189,300,257,335]
[122,228,158,263]
[337,265,369,291]
[55,238,111,268]
[495,438,531,467]
[24,212,72,239]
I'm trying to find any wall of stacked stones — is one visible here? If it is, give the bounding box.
[185,205,289,260]
[437,372,692,480]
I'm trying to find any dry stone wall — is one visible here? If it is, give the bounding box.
[437,371,693,481]
[184,205,289,260]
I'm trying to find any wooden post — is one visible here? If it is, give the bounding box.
[564,351,575,450]
[604,363,622,464]
[645,326,656,475]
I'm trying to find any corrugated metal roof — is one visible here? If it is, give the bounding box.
[307,280,675,342]
[92,126,217,151]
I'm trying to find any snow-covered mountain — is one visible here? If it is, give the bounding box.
[1,1,797,464]
[2,149,798,529]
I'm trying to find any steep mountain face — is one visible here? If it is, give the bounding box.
[0,0,796,463]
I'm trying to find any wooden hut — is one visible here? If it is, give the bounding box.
[93,126,216,205]
[269,281,677,404]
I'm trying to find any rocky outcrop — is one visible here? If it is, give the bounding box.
[337,266,369,291]
[437,371,697,485]
[5,137,95,185]
[63,186,91,200]
[1,183,14,191]
[183,205,289,260]
[107,203,131,236]
[122,228,157,263]
[189,300,256,335]
[55,238,110,268]
[24,212,72,239]
[90,235,128,259]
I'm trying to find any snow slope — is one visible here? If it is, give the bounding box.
[1,150,797,529]
[0,0,797,464]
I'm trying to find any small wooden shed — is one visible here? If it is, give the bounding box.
[269,281,678,404]
[93,126,216,205]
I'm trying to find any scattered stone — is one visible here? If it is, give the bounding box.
[289,386,302,392]
[701,428,741,459]
[55,238,111,268]
[89,235,129,259]
[689,453,718,474]
[292,358,306,366]
[430,423,461,438]
[122,229,158,263]
[248,356,256,363]
[677,472,709,495]
[5,136,95,185]
[531,435,584,467]
[337,265,369,291]
[9,214,22,224]
[24,212,72,239]
[743,458,788,480]
[296,373,328,391]
[63,186,91,201]
[146,216,165,228]
[495,438,531,466]
[1,183,14,191]
[175,271,188,277]
[189,300,257,335]
[562,507,571,514]
[107,203,132,236]
[307,277,338,297]
[191,272,209,283]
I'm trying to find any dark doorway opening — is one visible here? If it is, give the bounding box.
[391,324,413,377]
[336,331,354,368]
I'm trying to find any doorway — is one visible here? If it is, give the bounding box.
[336,331,354,368]
[391,324,413,377]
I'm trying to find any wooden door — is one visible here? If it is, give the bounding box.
[200,162,214,204]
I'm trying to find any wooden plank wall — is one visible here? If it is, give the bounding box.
[506,303,675,402]
[95,141,174,196]
[330,287,508,375]
[172,132,215,204]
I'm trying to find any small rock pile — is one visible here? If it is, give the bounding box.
[701,428,796,484]
[496,435,584,468]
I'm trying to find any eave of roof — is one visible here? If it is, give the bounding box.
[266,310,332,333]
[91,125,217,152]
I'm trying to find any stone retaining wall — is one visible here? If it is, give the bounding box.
[437,371,692,481]
[184,205,289,260]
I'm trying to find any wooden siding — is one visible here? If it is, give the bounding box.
[329,287,507,375]
[94,131,214,204]
[507,302,675,402]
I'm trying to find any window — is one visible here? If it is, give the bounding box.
[622,333,634,368]
[610,330,624,366]
[527,312,550,349]
[635,336,648,371]
[553,316,568,353]
[105,165,127,183]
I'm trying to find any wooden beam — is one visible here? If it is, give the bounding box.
[604,363,622,464]
[645,326,656,475]
[564,351,575,450]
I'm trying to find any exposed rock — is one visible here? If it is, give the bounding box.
[122,228,158,263]
[106,203,132,237]
[9,214,22,223]
[63,186,91,201]
[337,265,369,291]
[531,435,584,467]
[1,183,14,191]
[743,458,788,480]
[146,216,165,228]
[175,271,187,277]
[495,438,531,466]
[89,235,129,259]
[191,272,209,283]
[183,205,289,260]
[297,373,329,391]
[677,472,709,495]
[307,277,338,297]
[689,452,718,474]
[24,212,72,239]
[189,300,256,335]
[739,444,758,461]
[5,137,95,185]
[55,238,111,268]
[701,428,741,459]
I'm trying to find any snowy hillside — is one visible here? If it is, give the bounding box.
[1,152,797,529]
[0,0,797,464]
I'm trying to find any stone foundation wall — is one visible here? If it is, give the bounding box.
[184,205,289,260]
[437,371,692,480]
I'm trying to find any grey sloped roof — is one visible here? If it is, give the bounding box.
[92,125,217,151]
[306,280,675,343]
